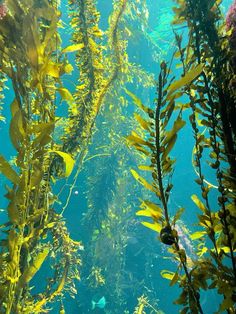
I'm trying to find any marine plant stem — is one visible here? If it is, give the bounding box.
[188,0,236,177]
[189,9,236,279]
[175,32,220,258]
[189,98,220,255]
[206,88,236,279]
[59,0,128,212]
[92,0,127,121]
[174,241,204,314]
[155,70,169,226]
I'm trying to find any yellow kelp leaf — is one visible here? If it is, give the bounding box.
[136,208,162,220]
[30,121,55,135]
[127,132,155,151]
[160,270,175,281]
[50,150,75,177]
[23,19,44,66]
[172,207,185,224]
[9,111,24,150]
[57,87,74,103]
[88,37,100,53]
[10,101,27,151]
[163,117,186,145]
[199,215,211,228]
[44,62,60,78]
[7,201,20,225]
[136,210,153,217]
[64,63,73,74]
[0,155,20,184]
[140,200,162,214]
[170,271,179,286]
[141,221,162,233]
[133,145,151,157]
[138,165,154,171]
[90,25,103,37]
[10,98,20,116]
[62,43,84,53]
[127,131,149,146]
[218,246,236,254]
[134,113,152,131]
[190,231,207,240]
[19,247,49,286]
[31,122,55,149]
[130,169,156,193]
[167,64,204,97]
[77,84,86,90]
[124,89,142,107]
[124,88,151,114]
[214,222,222,233]
[191,194,207,212]
[162,134,177,160]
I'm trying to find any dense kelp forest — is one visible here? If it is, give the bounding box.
[0,0,235,313]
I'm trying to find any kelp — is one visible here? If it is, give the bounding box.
[174,0,236,179]
[0,1,81,312]
[133,294,163,314]
[56,0,154,215]
[62,0,105,155]
[61,0,129,159]
[0,0,235,312]
[61,0,154,160]
[128,62,205,313]
[128,1,236,312]
[51,0,133,215]
[79,31,156,309]
[0,0,156,312]
[81,102,145,311]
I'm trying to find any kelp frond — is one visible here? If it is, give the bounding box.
[129,1,236,312]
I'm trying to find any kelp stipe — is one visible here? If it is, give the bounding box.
[53,0,134,211]
[62,0,105,155]
[128,1,236,313]
[62,0,129,158]
[128,61,204,314]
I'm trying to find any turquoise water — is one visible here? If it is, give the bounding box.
[0,0,234,313]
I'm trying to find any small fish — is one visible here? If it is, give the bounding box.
[91,296,106,310]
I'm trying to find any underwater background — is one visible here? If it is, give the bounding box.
[0,0,235,313]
